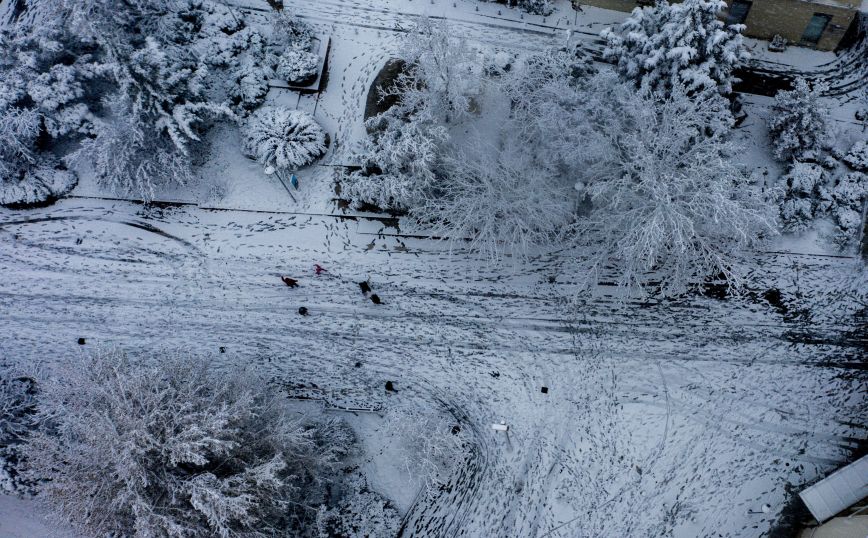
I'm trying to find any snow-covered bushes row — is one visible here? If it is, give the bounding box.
[778,162,825,230]
[768,77,832,162]
[602,0,749,96]
[479,0,554,15]
[826,172,867,245]
[343,110,448,210]
[242,107,327,171]
[777,161,866,246]
[843,140,868,171]
[24,350,358,537]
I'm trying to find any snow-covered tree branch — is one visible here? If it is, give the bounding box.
[25,350,356,537]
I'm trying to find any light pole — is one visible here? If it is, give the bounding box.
[264,165,297,203]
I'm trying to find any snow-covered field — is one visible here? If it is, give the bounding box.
[1,199,864,537]
[1,0,866,536]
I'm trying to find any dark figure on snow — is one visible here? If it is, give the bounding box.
[314,264,327,275]
[281,276,299,288]
[370,294,382,305]
[298,306,309,316]
[359,281,371,294]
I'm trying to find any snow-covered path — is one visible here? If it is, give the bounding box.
[1,199,864,537]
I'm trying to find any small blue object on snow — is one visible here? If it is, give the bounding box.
[290,174,299,190]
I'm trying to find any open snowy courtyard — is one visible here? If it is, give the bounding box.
[0,0,865,537]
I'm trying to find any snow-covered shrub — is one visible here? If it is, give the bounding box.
[573,81,775,296]
[768,77,832,162]
[843,140,868,171]
[601,0,749,95]
[827,172,867,246]
[382,406,470,499]
[230,59,274,111]
[242,106,327,171]
[271,9,314,50]
[25,350,354,537]
[516,0,555,15]
[202,26,276,112]
[777,162,825,230]
[276,46,319,84]
[314,475,400,538]
[343,109,448,210]
[416,143,575,260]
[0,370,37,494]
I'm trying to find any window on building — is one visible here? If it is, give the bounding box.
[801,13,832,46]
[725,0,752,25]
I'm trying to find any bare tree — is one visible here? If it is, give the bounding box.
[572,78,776,296]
[25,350,354,537]
[415,141,575,261]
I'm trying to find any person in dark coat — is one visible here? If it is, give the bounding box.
[281,276,299,288]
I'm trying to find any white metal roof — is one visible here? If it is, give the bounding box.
[799,455,868,523]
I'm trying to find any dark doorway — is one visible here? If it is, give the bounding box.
[801,13,832,47]
[726,0,752,25]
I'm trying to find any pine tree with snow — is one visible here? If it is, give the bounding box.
[768,77,832,162]
[0,22,103,206]
[242,107,327,171]
[343,109,448,210]
[601,0,749,95]
[69,96,195,201]
[826,171,866,246]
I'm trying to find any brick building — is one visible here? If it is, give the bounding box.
[577,0,863,51]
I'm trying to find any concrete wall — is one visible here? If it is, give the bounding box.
[577,0,859,51]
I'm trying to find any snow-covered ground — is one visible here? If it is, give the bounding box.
[1,196,864,536]
[2,0,866,537]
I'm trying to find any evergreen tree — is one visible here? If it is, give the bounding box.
[602,0,748,95]
[768,77,831,161]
